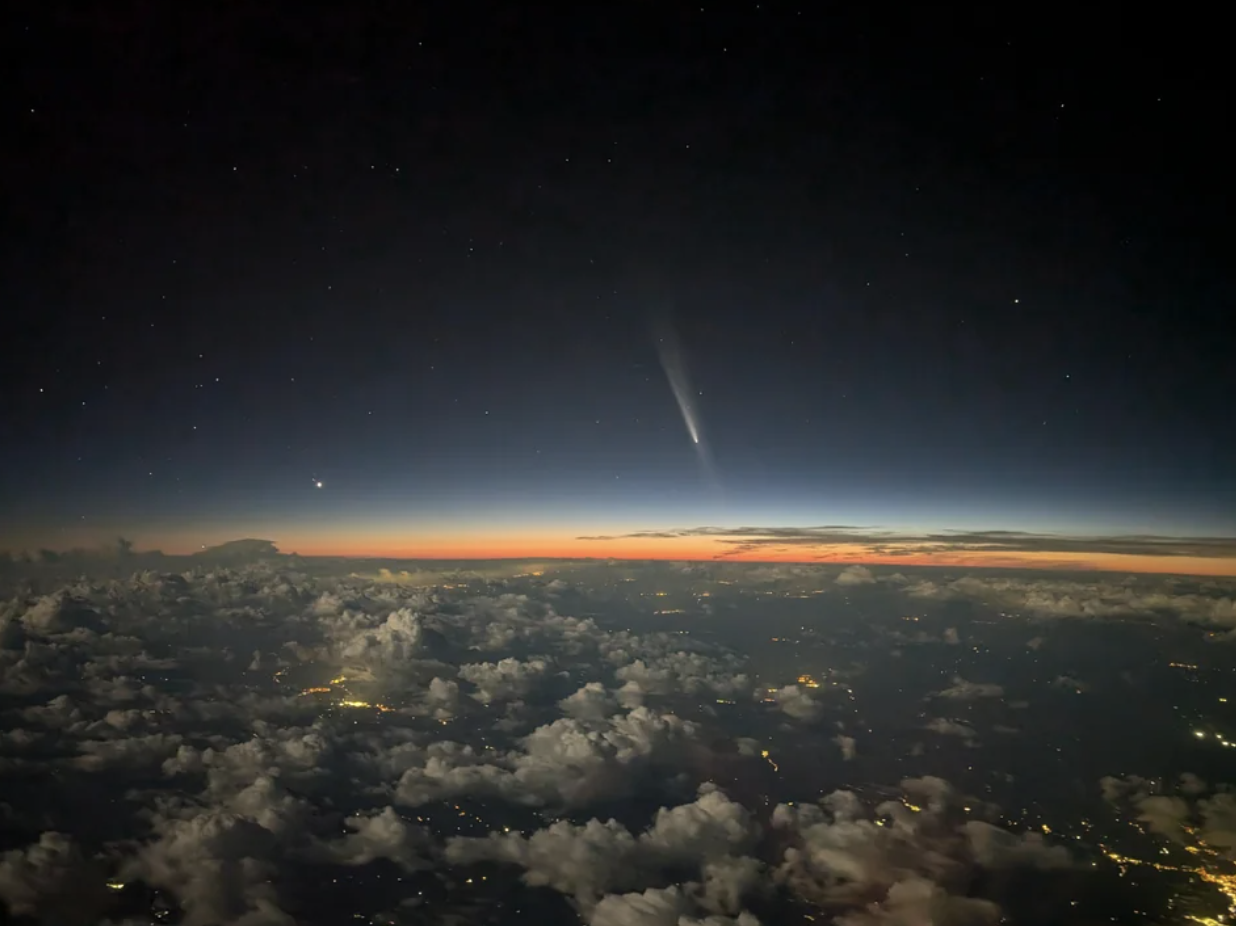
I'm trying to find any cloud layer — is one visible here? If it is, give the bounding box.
[1,554,1213,924]
[576,525,1236,573]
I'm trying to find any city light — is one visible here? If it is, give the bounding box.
[338,699,392,712]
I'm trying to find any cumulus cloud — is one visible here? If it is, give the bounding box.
[932,676,1004,700]
[770,777,1071,919]
[1180,772,1209,795]
[1,565,672,921]
[1100,773,1236,855]
[338,607,430,666]
[447,785,760,917]
[836,565,876,586]
[0,557,1100,924]
[448,816,639,902]
[591,885,761,926]
[424,676,461,718]
[614,651,751,706]
[924,718,979,742]
[591,885,754,926]
[905,575,1236,632]
[20,592,107,635]
[834,877,999,926]
[962,821,1072,869]
[560,682,619,721]
[458,656,552,703]
[73,731,186,772]
[395,706,701,808]
[119,806,290,926]
[0,832,104,921]
[772,684,824,722]
[321,807,431,869]
[1051,674,1087,693]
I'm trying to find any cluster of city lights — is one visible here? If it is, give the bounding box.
[338,699,393,712]
[297,674,392,713]
[1101,815,1236,920]
[1193,730,1236,748]
[1102,846,1236,921]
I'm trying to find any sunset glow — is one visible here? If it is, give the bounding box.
[32,521,1231,577]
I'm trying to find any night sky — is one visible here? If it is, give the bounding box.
[4,4,1233,571]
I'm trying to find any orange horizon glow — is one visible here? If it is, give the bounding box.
[15,525,1236,578]
[206,533,1236,577]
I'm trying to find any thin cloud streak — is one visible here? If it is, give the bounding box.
[576,526,1236,561]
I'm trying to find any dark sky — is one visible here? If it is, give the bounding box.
[3,2,1233,557]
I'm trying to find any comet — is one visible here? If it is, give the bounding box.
[653,318,721,494]
[653,318,703,447]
